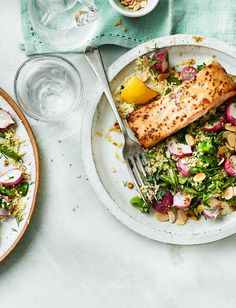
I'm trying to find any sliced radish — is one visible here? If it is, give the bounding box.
[152,190,173,213]
[226,102,236,125]
[204,116,225,132]
[203,207,220,219]
[0,109,14,130]
[180,66,197,81]
[202,199,221,219]
[178,157,191,176]
[224,155,236,176]
[167,138,192,158]
[173,192,192,209]
[0,168,23,186]
[151,50,169,73]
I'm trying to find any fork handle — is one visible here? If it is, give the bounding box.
[85,46,128,138]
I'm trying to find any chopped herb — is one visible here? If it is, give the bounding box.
[196,62,206,72]
[0,144,22,162]
[167,76,182,85]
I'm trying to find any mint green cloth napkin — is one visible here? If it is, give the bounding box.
[21,0,236,55]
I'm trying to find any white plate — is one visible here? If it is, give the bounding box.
[82,34,236,245]
[0,89,39,261]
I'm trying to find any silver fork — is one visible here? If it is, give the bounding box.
[85,46,155,206]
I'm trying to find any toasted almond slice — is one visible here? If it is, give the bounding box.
[223,131,232,139]
[222,186,234,200]
[155,211,169,222]
[140,0,147,8]
[133,3,140,10]
[175,209,187,226]
[226,142,234,151]
[193,172,206,182]
[181,156,189,164]
[168,210,176,223]
[227,133,236,147]
[142,56,149,67]
[225,123,236,132]
[217,146,228,156]
[137,71,148,82]
[233,187,236,196]
[218,157,225,165]
[185,134,195,146]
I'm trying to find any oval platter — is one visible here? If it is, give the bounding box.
[0,88,39,261]
[82,34,236,245]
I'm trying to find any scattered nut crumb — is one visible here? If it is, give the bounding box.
[123,26,128,32]
[111,166,117,172]
[113,19,123,27]
[3,159,9,167]
[127,182,134,189]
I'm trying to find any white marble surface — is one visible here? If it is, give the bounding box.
[1,2,236,308]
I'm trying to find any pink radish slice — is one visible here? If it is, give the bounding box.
[167,138,192,158]
[224,155,236,176]
[0,109,14,130]
[202,199,220,219]
[203,207,220,219]
[173,192,192,209]
[178,157,191,176]
[226,102,236,125]
[204,116,225,132]
[180,66,197,81]
[0,168,23,186]
[152,190,173,213]
[151,50,169,73]
[0,207,10,216]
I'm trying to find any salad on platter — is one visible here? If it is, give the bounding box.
[0,108,30,226]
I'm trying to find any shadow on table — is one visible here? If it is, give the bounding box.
[0,145,46,272]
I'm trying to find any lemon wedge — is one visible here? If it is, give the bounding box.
[120,76,158,104]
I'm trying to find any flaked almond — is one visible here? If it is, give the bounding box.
[137,71,148,82]
[193,172,206,182]
[218,157,225,165]
[181,156,190,164]
[227,133,236,147]
[226,142,234,151]
[158,72,169,81]
[168,210,176,223]
[233,187,236,196]
[222,186,234,200]
[225,123,236,132]
[217,146,228,156]
[133,3,140,10]
[223,131,232,139]
[185,134,195,146]
[142,56,149,67]
[175,209,187,226]
[140,0,147,8]
[155,211,169,222]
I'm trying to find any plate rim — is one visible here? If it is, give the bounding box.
[82,34,236,245]
[0,88,40,262]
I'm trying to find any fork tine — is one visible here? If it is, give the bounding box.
[135,154,147,177]
[126,158,148,203]
[128,157,145,187]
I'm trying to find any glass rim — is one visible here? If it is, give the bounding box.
[14,54,83,122]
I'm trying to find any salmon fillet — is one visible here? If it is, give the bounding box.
[127,62,236,149]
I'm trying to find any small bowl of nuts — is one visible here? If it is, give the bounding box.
[109,0,159,17]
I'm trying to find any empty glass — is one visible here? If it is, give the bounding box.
[14,55,82,122]
[28,0,99,51]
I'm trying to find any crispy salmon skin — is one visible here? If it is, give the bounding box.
[127,62,236,149]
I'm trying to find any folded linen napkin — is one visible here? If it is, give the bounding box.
[21,0,236,55]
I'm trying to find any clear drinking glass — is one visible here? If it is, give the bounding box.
[28,0,99,51]
[14,55,82,122]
